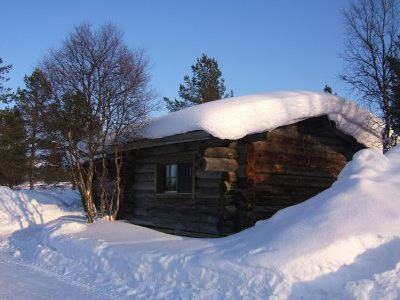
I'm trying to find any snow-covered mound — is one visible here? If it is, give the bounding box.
[0,186,81,235]
[15,182,82,207]
[5,146,400,299]
[145,91,382,149]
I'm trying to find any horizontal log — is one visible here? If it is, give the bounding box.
[253,162,342,176]
[203,157,238,172]
[134,151,196,163]
[128,213,218,226]
[195,199,222,207]
[253,168,335,179]
[131,204,220,216]
[252,184,325,195]
[252,141,348,161]
[196,170,224,179]
[196,178,222,188]
[126,197,219,210]
[124,190,155,199]
[253,195,314,206]
[252,151,347,167]
[267,131,351,148]
[251,173,335,188]
[132,163,156,173]
[205,147,238,159]
[127,194,195,205]
[130,210,220,224]
[126,215,220,234]
[131,202,197,212]
[134,143,198,156]
[129,213,220,225]
[132,172,154,182]
[130,181,155,191]
[196,187,223,199]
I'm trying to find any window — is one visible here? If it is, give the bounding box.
[157,162,192,193]
[165,164,177,191]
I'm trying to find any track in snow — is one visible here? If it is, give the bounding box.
[0,250,112,300]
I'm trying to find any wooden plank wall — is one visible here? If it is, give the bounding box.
[122,138,226,235]
[98,116,364,236]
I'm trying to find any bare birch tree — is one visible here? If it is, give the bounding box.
[341,0,400,152]
[42,23,154,222]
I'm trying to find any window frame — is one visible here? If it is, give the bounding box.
[155,155,195,197]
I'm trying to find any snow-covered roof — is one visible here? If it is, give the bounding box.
[144,91,382,149]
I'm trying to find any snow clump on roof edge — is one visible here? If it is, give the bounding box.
[144,90,383,149]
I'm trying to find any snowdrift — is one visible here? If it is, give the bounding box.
[144,91,382,149]
[3,146,400,299]
[0,186,80,235]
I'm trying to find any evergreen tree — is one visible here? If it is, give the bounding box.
[164,53,233,112]
[15,69,55,189]
[323,85,333,94]
[0,57,12,103]
[0,108,26,187]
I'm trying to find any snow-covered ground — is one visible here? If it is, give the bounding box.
[0,249,109,300]
[0,183,81,235]
[1,147,400,299]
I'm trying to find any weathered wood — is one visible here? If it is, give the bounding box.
[135,151,196,163]
[127,216,220,235]
[132,163,156,173]
[124,130,213,151]
[203,157,239,172]
[130,181,155,191]
[252,140,349,161]
[253,184,326,195]
[252,163,342,176]
[105,115,367,236]
[196,178,221,188]
[205,147,238,159]
[130,209,220,222]
[196,170,223,179]
[196,187,222,199]
[132,172,154,182]
[251,173,334,188]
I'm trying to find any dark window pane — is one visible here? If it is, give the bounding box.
[165,164,177,191]
[177,163,192,193]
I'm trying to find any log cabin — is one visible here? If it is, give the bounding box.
[95,91,382,237]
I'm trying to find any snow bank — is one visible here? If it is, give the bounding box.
[0,186,81,235]
[5,146,400,299]
[144,91,382,149]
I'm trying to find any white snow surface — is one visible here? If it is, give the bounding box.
[144,91,382,149]
[1,146,400,299]
[0,185,80,235]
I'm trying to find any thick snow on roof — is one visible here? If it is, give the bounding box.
[145,91,382,149]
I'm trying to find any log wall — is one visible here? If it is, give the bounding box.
[234,117,364,222]
[101,116,364,236]
[122,137,227,235]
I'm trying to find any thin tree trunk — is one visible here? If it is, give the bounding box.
[71,178,77,190]
[99,155,108,217]
[112,144,122,220]
[72,155,96,221]
[29,138,36,190]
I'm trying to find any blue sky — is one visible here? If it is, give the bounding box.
[1,0,353,111]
